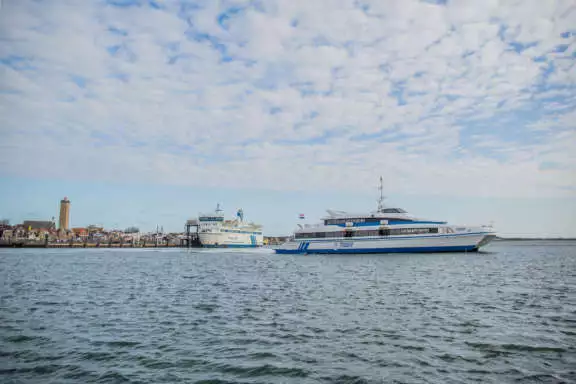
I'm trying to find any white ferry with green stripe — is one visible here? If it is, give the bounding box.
[196,205,263,248]
[275,178,496,255]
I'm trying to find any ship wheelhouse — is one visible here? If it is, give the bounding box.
[198,204,225,233]
[295,203,448,240]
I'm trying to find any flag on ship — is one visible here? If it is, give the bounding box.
[237,208,244,221]
[299,213,305,219]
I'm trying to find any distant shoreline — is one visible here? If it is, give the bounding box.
[1,237,575,249]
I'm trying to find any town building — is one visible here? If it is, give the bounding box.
[71,227,89,240]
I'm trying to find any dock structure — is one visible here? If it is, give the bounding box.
[0,226,290,249]
[1,237,288,249]
[182,219,201,248]
[0,241,185,248]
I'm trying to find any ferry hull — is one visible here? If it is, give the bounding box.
[199,232,263,248]
[274,233,496,255]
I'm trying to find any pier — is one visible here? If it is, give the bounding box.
[0,237,287,248]
[0,240,189,248]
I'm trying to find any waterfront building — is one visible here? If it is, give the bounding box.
[22,220,56,231]
[71,227,89,240]
[1,229,13,240]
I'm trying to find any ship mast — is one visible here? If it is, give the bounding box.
[377,176,385,212]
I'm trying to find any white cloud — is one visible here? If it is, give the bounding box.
[0,0,575,199]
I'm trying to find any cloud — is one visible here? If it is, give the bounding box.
[0,0,575,198]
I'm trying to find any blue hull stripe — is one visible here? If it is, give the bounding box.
[203,244,260,248]
[296,242,310,251]
[275,245,478,255]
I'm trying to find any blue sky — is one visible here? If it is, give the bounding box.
[0,0,575,237]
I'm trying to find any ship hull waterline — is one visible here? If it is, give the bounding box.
[274,233,496,255]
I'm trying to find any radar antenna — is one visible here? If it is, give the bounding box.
[377,176,386,212]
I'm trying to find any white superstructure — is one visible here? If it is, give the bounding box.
[275,178,496,255]
[194,204,263,248]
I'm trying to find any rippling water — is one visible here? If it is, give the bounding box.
[1,241,575,383]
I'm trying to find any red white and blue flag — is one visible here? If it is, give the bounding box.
[299,213,305,219]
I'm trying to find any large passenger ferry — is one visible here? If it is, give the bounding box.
[275,178,496,254]
[193,204,263,248]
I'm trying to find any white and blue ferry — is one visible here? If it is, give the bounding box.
[275,179,496,255]
[195,204,263,248]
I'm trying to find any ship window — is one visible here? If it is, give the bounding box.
[343,228,438,236]
[295,231,344,239]
[324,218,370,225]
[199,217,224,222]
[389,227,438,235]
[356,230,379,237]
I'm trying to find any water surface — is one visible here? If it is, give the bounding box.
[1,242,575,383]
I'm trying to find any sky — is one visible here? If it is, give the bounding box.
[0,0,575,237]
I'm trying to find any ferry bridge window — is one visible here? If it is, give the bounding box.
[382,208,404,213]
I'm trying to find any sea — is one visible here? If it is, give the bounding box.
[1,241,575,384]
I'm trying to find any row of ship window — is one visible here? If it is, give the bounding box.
[221,229,263,234]
[324,217,412,225]
[295,227,439,239]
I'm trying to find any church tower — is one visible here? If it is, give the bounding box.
[59,197,70,231]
